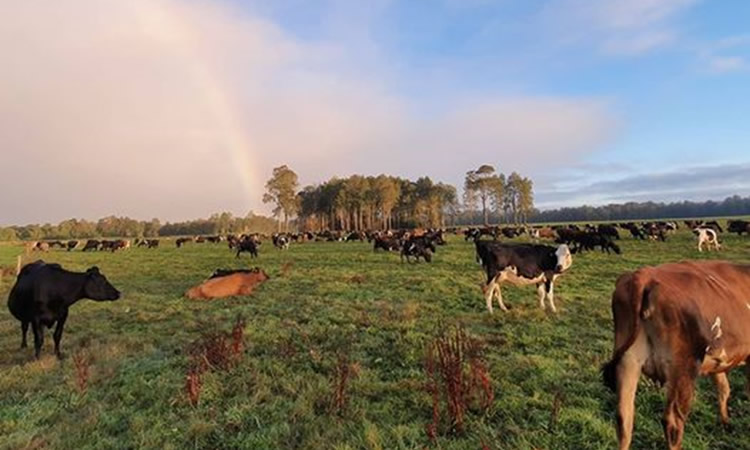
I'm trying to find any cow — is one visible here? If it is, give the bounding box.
[185,268,269,299]
[81,240,101,252]
[146,239,160,249]
[66,240,79,251]
[7,261,120,359]
[694,227,721,252]
[272,234,290,250]
[728,220,750,236]
[598,224,620,240]
[400,237,435,263]
[374,236,400,252]
[235,236,259,258]
[176,237,193,248]
[569,231,621,254]
[602,261,750,450]
[475,241,572,313]
[110,239,130,252]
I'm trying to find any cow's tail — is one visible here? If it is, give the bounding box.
[602,271,653,392]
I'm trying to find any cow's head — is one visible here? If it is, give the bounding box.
[83,266,121,301]
[554,244,572,273]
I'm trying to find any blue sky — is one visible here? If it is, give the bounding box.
[1,0,748,223]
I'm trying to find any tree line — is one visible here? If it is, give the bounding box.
[0,212,277,241]
[530,195,750,223]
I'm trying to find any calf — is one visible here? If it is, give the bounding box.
[694,227,721,252]
[185,268,269,299]
[475,241,572,313]
[602,261,750,450]
[7,261,120,359]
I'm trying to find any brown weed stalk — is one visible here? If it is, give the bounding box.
[72,350,90,394]
[424,324,494,438]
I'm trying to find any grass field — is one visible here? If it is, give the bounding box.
[1,229,749,449]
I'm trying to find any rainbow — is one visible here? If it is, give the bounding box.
[130,0,260,205]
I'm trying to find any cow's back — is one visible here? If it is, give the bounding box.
[186,273,267,299]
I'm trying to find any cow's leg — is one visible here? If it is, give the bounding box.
[31,320,44,359]
[614,331,648,450]
[494,283,509,312]
[537,283,546,309]
[663,371,697,450]
[53,311,68,359]
[484,281,495,314]
[20,321,29,348]
[546,280,557,313]
[712,372,731,425]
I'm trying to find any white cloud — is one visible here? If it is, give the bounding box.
[707,56,747,73]
[540,0,697,55]
[0,0,616,224]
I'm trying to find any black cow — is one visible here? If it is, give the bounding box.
[400,237,435,263]
[598,224,620,240]
[66,240,79,251]
[475,241,572,313]
[7,261,120,359]
[81,239,101,252]
[728,219,750,235]
[176,237,193,248]
[235,237,259,258]
[373,236,401,252]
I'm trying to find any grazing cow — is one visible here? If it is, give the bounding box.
[598,224,620,240]
[373,236,401,252]
[81,240,101,252]
[694,227,721,252]
[235,237,259,258]
[728,220,750,235]
[475,241,572,313]
[602,261,750,450]
[7,261,120,359]
[110,239,130,252]
[146,239,160,249]
[569,231,621,255]
[185,268,269,299]
[66,240,79,251]
[176,237,193,248]
[400,237,435,263]
[621,223,645,240]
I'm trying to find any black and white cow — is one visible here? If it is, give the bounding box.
[475,241,572,314]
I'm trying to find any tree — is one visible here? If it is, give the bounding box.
[263,165,300,232]
[464,165,504,226]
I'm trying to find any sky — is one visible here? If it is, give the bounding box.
[1,0,749,224]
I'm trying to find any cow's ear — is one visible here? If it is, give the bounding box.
[87,266,100,275]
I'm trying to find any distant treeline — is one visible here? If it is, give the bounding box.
[297,175,457,231]
[529,195,750,223]
[0,213,277,241]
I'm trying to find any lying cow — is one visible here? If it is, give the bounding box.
[185,268,269,299]
[694,227,721,252]
[602,261,750,450]
[7,261,120,359]
[475,241,572,313]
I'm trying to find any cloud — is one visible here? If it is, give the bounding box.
[540,0,698,55]
[696,34,750,74]
[0,0,616,224]
[536,162,750,208]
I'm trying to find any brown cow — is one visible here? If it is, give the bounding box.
[602,261,750,450]
[185,269,269,300]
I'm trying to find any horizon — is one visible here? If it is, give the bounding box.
[3,1,749,224]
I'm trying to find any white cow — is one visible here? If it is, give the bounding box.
[695,227,720,252]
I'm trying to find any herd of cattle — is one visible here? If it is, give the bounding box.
[5,217,750,449]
